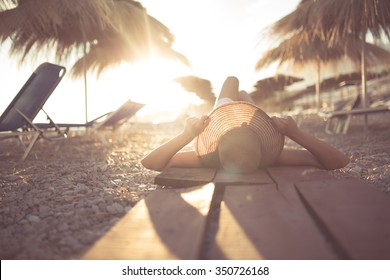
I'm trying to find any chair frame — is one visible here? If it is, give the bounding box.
[35,99,145,133]
[321,106,390,134]
[318,91,389,134]
[0,62,67,160]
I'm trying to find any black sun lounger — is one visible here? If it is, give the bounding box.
[0,62,67,160]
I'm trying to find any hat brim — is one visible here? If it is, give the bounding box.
[196,101,284,168]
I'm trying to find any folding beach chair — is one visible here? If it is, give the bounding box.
[0,62,67,160]
[36,99,144,130]
[93,99,145,131]
[319,92,390,134]
[35,99,145,141]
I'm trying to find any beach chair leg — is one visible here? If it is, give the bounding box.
[325,119,334,134]
[342,115,352,134]
[97,132,109,144]
[20,132,41,161]
[335,120,342,134]
[334,118,344,134]
[53,139,64,153]
[17,135,28,151]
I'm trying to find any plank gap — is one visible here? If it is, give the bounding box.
[294,184,351,260]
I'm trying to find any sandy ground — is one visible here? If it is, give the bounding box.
[0,113,389,259]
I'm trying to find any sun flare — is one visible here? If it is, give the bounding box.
[86,58,203,123]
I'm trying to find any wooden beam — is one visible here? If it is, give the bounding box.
[267,166,335,186]
[154,167,216,188]
[296,178,390,259]
[207,184,336,259]
[214,169,273,186]
[82,183,215,259]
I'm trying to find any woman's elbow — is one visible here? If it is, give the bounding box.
[141,157,164,172]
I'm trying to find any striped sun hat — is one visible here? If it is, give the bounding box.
[195,101,284,173]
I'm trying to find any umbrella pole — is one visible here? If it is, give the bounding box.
[83,42,88,124]
[361,32,368,130]
[84,67,88,124]
[315,59,321,112]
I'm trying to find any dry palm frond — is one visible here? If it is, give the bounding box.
[268,0,319,39]
[70,0,189,77]
[313,0,390,42]
[174,76,216,104]
[269,0,390,44]
[0,0,115,63]
[0,0,189,77]
[256,32,390,71]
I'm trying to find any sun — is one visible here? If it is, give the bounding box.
[87,58,202,123]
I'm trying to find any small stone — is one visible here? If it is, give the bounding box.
[106,205,116,214]
[91,205,100,214]
[58,223,69,232]
[112,202,124,213]
[27,215,41,223]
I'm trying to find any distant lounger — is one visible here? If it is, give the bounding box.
[318,92,390,134]
[0,62,67,161]
[319,105,389,134]
[35,99,145,132]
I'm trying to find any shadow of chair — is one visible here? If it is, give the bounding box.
[0,62,67,161]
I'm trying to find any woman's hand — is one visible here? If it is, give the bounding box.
[271,116,299,138]
[184,115,210,138]
[141,115,209,171]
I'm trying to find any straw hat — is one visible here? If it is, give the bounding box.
[195,101,284,173]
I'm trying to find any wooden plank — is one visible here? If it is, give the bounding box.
[82,183,215,260]
[155,167,216,188]
[296,178,390,260]
[267,166,335,187]
[266,166,336,210]
[214,169,274,186]
[206,184,336,259]
[265,166,348,258]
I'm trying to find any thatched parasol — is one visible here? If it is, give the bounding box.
[70,0,189,77]
[0,0,188,74]
[267,0,390,118]
[174,76,216,105]
[0,0,115,64]
[250,74,303,103]
[0,0,189,122]
[312,0,390,42]
[256,32,390,110]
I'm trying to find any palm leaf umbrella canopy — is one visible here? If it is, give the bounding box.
[0,0,189,121]
[174,76,216,105]
[256,32,390,110]
[70,0,189,77]
[0,0,188,74]
[0,0,113,59]
[267,0,390,112]
[250,74,303,103]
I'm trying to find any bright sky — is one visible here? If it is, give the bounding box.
[0,0,301,124]
[141,0,301,89]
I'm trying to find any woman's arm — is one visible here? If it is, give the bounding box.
[141,116,209,171]
[272,116,350,170]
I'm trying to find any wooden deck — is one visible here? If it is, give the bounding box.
[82,166,390,260]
